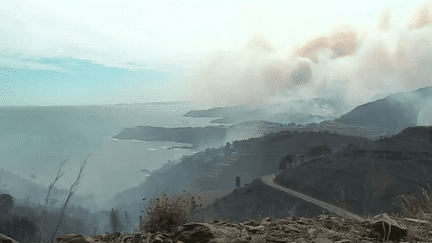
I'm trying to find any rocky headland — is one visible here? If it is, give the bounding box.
[112,125,228,150]
[112,119,394,153]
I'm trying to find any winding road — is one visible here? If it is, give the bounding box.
[260,174,366,222]
[200,151,365,222]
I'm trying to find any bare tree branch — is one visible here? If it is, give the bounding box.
[47,152,92,243]
[39,158,69,242]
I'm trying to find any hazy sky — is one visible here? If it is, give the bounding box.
[1,0,432,109]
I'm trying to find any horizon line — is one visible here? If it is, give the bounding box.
[0,101,196,108]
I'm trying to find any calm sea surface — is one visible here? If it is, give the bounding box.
[0,104,228,201]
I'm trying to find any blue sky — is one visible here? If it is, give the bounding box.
[1,0,432,108]
[0,57,175,107]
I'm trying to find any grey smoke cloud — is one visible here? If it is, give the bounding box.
[180,1,432,124]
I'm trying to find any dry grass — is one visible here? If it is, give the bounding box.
[132,189,228,235]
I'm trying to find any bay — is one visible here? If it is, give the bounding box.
[0,103,225,202]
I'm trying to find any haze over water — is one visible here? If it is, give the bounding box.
[0,103,224,202]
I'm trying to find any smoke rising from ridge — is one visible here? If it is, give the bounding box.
[179,1,432,123]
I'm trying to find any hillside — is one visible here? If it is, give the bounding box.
[334,85,432,134]
[104,128,378,220]
[270,126,432,218]
[177,126,432,223]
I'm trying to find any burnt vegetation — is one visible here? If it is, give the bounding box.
[0,194,38,243]
[0,154,136,242]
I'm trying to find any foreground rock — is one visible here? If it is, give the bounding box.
[31,213,416,243]
[2,212,425,242]
[0,233,20,243]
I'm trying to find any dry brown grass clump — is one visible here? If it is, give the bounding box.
[134,189,230,235]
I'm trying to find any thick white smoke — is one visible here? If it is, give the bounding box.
[178,1,432,122]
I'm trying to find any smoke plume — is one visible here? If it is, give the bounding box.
[180,1,432,123]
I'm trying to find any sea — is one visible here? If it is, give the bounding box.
[0,103,231,203]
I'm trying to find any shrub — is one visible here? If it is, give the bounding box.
[137,190,203,235]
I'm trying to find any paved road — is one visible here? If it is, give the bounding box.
[260,174,366,222]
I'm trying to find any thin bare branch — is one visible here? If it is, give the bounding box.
[48,152,91,243]
[39,158,69,243]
